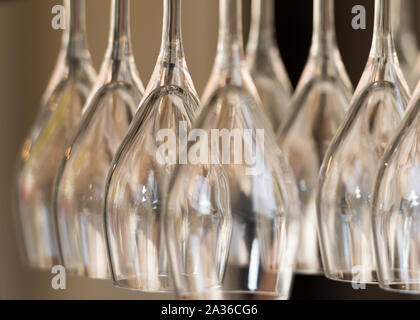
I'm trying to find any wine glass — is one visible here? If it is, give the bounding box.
[279,0,353,275]
[372,83,420,294]
[246,0,292,131]
[15,0,96,269]
[164,0,300,300]
[317,0,411,283]
[104,0,200,292]
[54,0,144,279]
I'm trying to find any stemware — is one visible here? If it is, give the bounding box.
[278,0,353,275]
[317,0,411,283]
[15,0,96,269]
[294,0,352,93]
[393,0,420,90]
[54,0,144,279]
[104,0,199,292]
[246,0,292,131]
[372,83,420,294]
[164,0,300,300]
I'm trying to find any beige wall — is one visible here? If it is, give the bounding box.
[0,0,231,300]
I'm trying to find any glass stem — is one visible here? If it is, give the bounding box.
[247,0,276,54]
[62,0,89,59]
[310,0,336,58]
[159,0,184,64]
[370,0,395,58]
[216,0,245,71]
[106,0,132,61]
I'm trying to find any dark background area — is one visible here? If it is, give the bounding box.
[275,0,374,88]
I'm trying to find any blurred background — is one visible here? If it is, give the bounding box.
[0,0,419,299]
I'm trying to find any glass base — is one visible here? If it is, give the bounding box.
[324,269,378,284]
[113,275,172,293]
[295,258,323,275]
[379,269,420,294]
[179,290,288,300]
[174,273,290,300]
[294,268,323,276]
[65,268,110,280]
[380,282,420,295]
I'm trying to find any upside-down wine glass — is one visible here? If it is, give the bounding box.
[104,0,200,292]
[246,0,292,131]
[372,82,420,294]
[54,0,144,279]
[15,0,96,269]
[279,0,353,275]
[164,0,300,300]
[317,0,411,283]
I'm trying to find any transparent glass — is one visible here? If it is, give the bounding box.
[246,0,292,131]
[372,83,420,294]
[15,0,96,269]
[393,0,420,90]
[164,0,300,300]
[317,0,411,283]
[279,0,353,275]
[54,0,144,279]
[104,0,199,292]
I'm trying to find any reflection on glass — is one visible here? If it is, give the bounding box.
[246,0,292,131]
[104,0,200,292]
[372,83,420,294]
[393,0,420,90]
[15,0,96,269]
[164,0,300,300]
[54,0,144,279]
[279,0,353,275]
[317,0,411,283]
